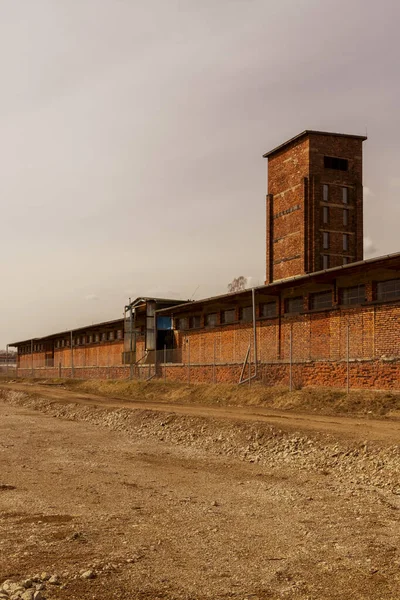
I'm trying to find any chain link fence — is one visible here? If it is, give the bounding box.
[12,321,399,390]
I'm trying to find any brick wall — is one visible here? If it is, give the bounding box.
[309,134,364,271]
[266,133,365,283]
[266,137,309,283]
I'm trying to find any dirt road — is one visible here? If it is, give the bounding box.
[0,382,399,600]
[2,381,400,444]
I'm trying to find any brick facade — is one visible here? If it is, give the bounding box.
[265,131,366,283]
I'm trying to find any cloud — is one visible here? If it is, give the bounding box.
[389,178,400,188]
[363,186,374,197]
[84,294,99,301]
[364,236,378,257]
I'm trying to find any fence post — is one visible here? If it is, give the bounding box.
[346,324,350,394]
[31,339,34,378]
[248,340,251,387]
[213,339,216,384]
[164,345,167,383]
[188,337,191,385]
[289,325,293,392]
[252,287,257,376]
[6,344,8,378]
[70,331,74,379]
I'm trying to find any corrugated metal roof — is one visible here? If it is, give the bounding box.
[9,317,125,347]
[157,252,400,315]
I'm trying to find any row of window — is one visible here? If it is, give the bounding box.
[322,232,350,251]
[54,330,123,348]
[175,278,400,329]
[321,254,351,270]
[176,302,277,330]
[322,206,350,227]
[322,184,349,203]
[19,330,124,354]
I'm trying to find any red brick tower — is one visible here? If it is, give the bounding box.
[264,130,367,284]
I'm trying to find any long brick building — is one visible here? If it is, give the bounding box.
[10,130,400,389]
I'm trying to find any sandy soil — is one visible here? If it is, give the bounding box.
[0,382,399,600]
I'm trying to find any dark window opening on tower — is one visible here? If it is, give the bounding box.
[324,156,348,171]
[321,254,330,269]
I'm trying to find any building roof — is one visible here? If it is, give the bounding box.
[125,296,188,310]
[9,317,125,347]
[9,296,186,347]
[157,252,400,315]
[262,129,368,159]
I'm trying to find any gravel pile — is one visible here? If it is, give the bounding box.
[0,570,99,600]
[2,389,400,494]
[1,574,50,600]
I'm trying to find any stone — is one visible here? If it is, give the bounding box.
[81,570,96,580]
[21,591,34,600]
[33,593,44,600]
[22,581,32,590]
[47,575,59,585]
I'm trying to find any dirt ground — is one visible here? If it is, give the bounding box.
[0,381,399,600]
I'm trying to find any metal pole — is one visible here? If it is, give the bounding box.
[6,344,8,378]
[154,309,158,379]
[164,344,167,383]
[129,303,133,381]
[347,324,350,394]
[289,326,293,392]
[252,288,257,375]
[70,331,74,379]
[31,339,34,377]
[188,337,191,385]
[213,339,216,384]
[248,340,251,387]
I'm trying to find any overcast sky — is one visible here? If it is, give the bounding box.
[1,0,400,347]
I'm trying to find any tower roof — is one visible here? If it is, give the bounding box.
[263,130,368,159]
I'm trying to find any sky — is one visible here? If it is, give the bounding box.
[1,0,400,348]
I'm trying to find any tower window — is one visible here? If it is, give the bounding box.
[323,206,329,224]
[343,256,349,265]
[342,187,349,203]
[343,209,349,226]
[343,234,349,251]
[324,156,348,171]
[322,231,329,249]
[322,184,329,201]
[322,254,330,269]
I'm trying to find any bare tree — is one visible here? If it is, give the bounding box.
[227,276,248,293]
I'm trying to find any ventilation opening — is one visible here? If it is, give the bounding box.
[324,156,348,171]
